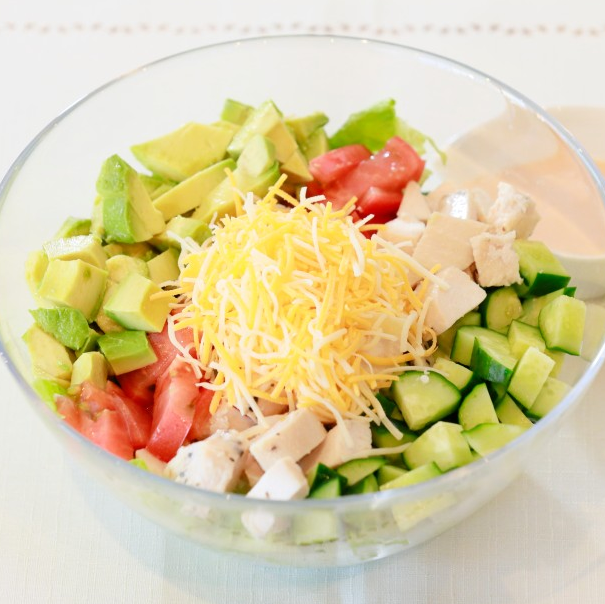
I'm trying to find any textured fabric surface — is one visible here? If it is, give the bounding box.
[2,2,605,602]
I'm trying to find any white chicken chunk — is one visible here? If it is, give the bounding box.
[471,230,522,287]
[423,266,487,335]
[379,218,425,249]
[164,430,247,493]
[486,182,540,239]
[412,213,487,272]
[300,418,372,471]
[250,408,327,471]
[397,181,431,221]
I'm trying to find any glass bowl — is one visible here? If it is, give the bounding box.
[1,35,605,567]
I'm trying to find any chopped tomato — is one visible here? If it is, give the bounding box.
[146,358,199,462]
[80,409,134,461]
[106,382,152,449]
[117,323,194,406]
[80,380,115,414]
[357,186,405,218]
[55,395,82,431]
[309,144,370,185]
[186,386,214,442]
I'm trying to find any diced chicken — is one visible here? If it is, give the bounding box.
[486,182,540,239]
[241,457,309,539]
[250,408,327,471]
[164,430,247,493]
[412,213,488,272]
[243,452,265,488]
[423,266,487,335]
[209,402,255,435]
[436,188,493,222]
[424,181,460,212]
[397,181,431,221]
[471,230,522,287]
[379,218,425,249]
[300,418,372,471]
[256,397,288,417]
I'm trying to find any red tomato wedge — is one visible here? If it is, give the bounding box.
[80,380,116,414]
[357,186,405,218]
[106,382,152,449]
[55,395,82,431]
[80,409,134,461]
[117,323,194,406]
[146,358,199,462]
[187,386,214,442]
[309,144,370,185]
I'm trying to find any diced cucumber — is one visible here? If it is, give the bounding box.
[293,510,339,545]
[481,286,522,334]
[403,421,473,472]
[451,325,508,367]
[377,464,407,486]
[517,288,564,327]
[462,423,528,456]
[391,370,461,432]
[507,320,546,358]
[336,456,387,486]
[470,334,517,385]
[495,394,533,428]
[371,420,416,463]
[437,310,481,356]
[375,392,403,421]
[432,357,475,393]
[307,463,346,492]
[458,383,498,431]
[580,302,605,362]
[379,462,442,491]
[539,295,586,355]
[309,476,343,499]
[507,346,555,409]
[513,240,570,297]
[346,473,379,495]
[527,377,571,419]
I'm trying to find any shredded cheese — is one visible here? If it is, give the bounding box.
[172,179,437,433]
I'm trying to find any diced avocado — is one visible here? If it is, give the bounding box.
[147,248,180,285]
[211,120,241,138]
[152,158,236,220]
[90,195,104,238]
[102,243,123,258]
[118,242,156,261]
[32,378,68,411]
[131,122,234,182]
[237,134,276,177]
[228,100,298,163]
[76,328,101,357]
[221,99,253,125]
[38,259,107,322]
[151,216,212,251]
[106,254,149,283]
[286,112,329,145]
[54,217,92,239]
[23,324,74,382]
[25,250,49,297]
[97,155,165,244]
[301,128,330,161]
[30,307,90,350]
[139,173,176,200]
[95,283,125,334]
[104,273,172,333]
[403,421,473,472]
[43,234,106,269]
[70,351,108,389]
[97,330,157,374]
[281,148,313,183]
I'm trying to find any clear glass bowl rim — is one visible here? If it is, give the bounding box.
[1,33,605,513]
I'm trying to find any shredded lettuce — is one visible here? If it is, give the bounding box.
[32,378,67,413]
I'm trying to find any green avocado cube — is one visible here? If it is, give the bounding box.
[281,148,312,183]
[44,234,106,269]
[147,248,180,285]
[285,112,329,144]
[104,273,172,333]
[106,254,149,283]
[38,259,108,322]
[97,155,165,244]
[23,324,74,382]
[76,328,101,357]
[30,307,90,350]
[70,351,108,389]
[301,128,329,161]
[97,330,157,374]
[153,158,236,220]
[25,250,49,296]
[131,122,234,182]
[237,134,276,177]
[221,99,253,126]
[95,282,125,334]
[54,217,92,239]
[151,216,212,251]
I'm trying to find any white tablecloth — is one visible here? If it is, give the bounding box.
[2,2,605,602]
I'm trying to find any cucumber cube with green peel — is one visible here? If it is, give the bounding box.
[458,383,498,431]
[379,462,441,491]
[539,295,586,355]
[507,346,555,409]
[463,423,528,457]
[346,473,379,495]
[513,240,570,296]
[336,456,387,487]
[507,320,546,358]
[527,377,571,418]
[377,464,407,486]
[432,357,475,393]
[403,421,473,472]
[495,394,533,428]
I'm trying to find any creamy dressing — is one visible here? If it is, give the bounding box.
[440,107,605,256]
